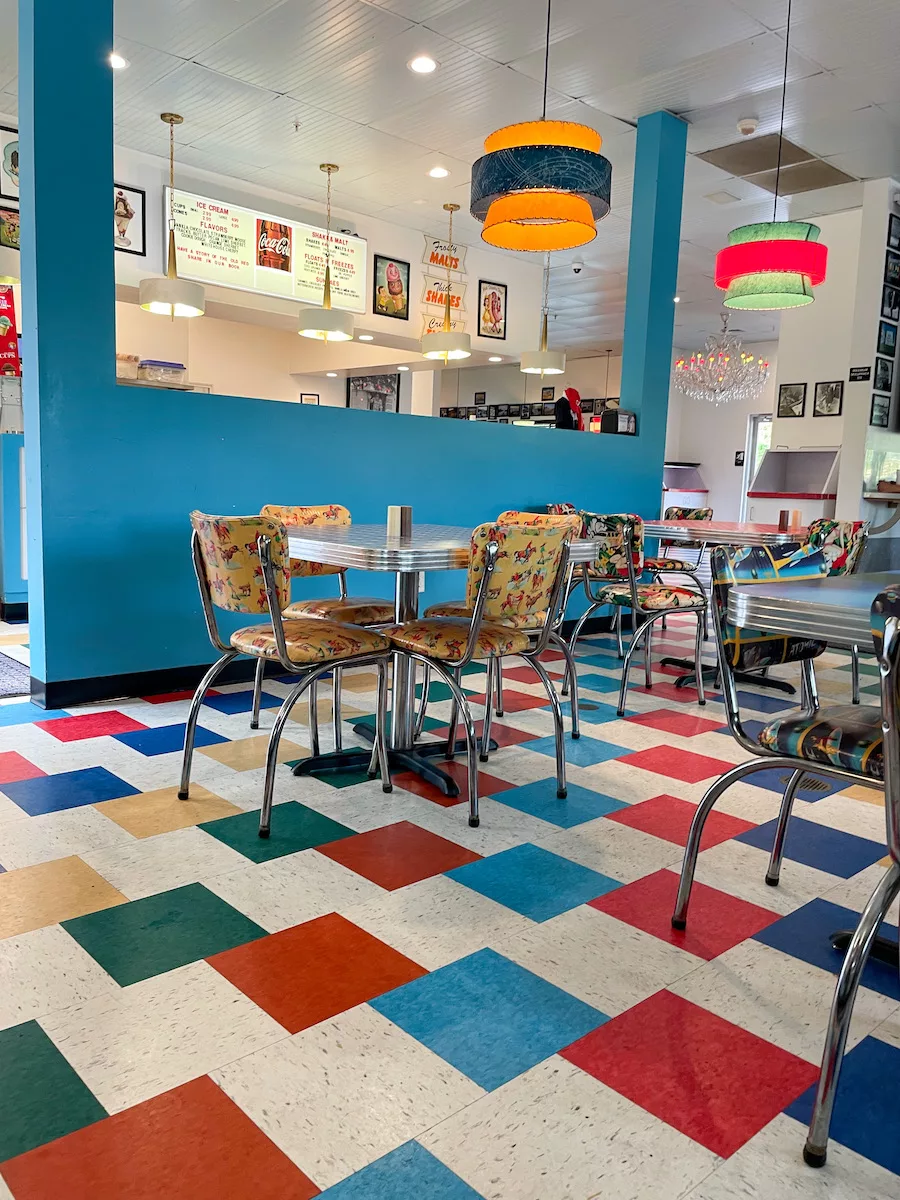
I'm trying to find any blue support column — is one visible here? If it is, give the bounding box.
[0,433,26,616]
[620,111,687,477]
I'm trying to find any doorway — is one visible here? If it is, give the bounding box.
[740,413,772,521]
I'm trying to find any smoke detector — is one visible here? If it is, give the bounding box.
[737,117,759,137]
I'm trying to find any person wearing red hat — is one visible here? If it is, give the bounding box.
[555,385,585,431]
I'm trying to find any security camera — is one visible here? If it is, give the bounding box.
[572,259,584,274]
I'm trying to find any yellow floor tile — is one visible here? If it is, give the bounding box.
[879,855,892,867]
[0,632,28,645]
[287,697,366,725]
[838,784,885,806]
[197,735,309,771]
[0,856,127,939]
[94,785,242,838]
[333,672,378,694]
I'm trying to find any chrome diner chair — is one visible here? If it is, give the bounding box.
[178,512,392,838]
[802,586,900,1167]
[806,518,869,704]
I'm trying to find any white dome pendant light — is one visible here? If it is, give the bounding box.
[520,255,565,375]
[139,114,205,319]
[298,164,354,342]
[422,203,471,362]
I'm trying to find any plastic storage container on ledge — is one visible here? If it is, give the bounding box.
[137,360,186,384]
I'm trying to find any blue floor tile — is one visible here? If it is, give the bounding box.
[574,672,621,694]
[736,815,886,878]
[785,1036,900,1175]
[558,698,633,723]
[370,947,607,1091]
[112,723,228,757]
[575,651,620,668]
[2,766,136,816]
[525,733,629,767]
[709,690,796,714]
[736,767,848,802]
[0,703,68,727]
[493,780,628,828]
[753,898,900,1002]
[447,842,621,921]
[202,690,282,715]
[319,1142,484,1199]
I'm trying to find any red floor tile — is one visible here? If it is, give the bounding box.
[501,664,564,684]
[141,690,220,704]
[317,820,482,890]
[394,763,514,808]
[208,912,426,1033]
[538,649,566,662]
[0,751,46,784]
[34,711,149,742]
[605,793,756,850]
[0,1076,318,1199]
[589,868,780,960]
[467,690,550,713]
[632,680,705,705]
[430,720,538,748]
[625,709,724,738]
[617,744,734,784]
[561,990,818,1158]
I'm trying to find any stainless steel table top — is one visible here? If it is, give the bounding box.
[728,571,900,650]
[287,523,599,572]
[644,519,808,547]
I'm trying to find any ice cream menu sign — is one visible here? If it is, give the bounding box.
[167,189,367,312]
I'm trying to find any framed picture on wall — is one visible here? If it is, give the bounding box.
[581,397,595,414]
[813,380,843,417]
[0,127,18,202]
[890,213,900,251]
[875,356,894,393]
[886,250,900,287]
[496,403,509,418]
[883,285,900,322]
[871,393,890,427]
[478,280,507,339]
[372,255,410,320]
[878,320,897,358]
[0,206,19,250]
[474,391,486,402]
[541,386,555,402]
[346,373,400,412]
[300,393,319,405]
[541,401,555,416]
[114,184,146,256]
[777,382,806,418]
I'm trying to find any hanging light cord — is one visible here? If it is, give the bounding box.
[773,0,792,219]
[325,166,333,272]
[442,205,456,333]
[541,0,552,120]
[168,119,175,231]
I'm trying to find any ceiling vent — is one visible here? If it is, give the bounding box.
[697,133,856,195]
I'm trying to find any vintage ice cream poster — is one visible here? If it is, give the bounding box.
[478,280,507,339]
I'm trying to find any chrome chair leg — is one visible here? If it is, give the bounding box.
[643,617,653,689]
[445,667,461,759]
[563,602,601,696]
[480,657,495,763]
[259,674,312,837]
[850,645,861,705]
[425,658,480,826]
[616,612,659,717]
[367,659,393,792]
[551,632,580,739]
[495,661,505,717]
[615,606,624,659]
[332,665,343,752]
[179,651,236,800]
[694,610,706,706]
[766,768,803,886]
[308,678,320,757]
[803,861,900,1167]
[414,662,431,740]
[801,657,820,714]
[528,654,567,797]
[250,658,265,730]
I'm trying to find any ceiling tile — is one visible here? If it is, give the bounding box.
[115,0,289,59]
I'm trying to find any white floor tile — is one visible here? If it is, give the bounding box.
[41,960,287,1113]
[537,818,684,883]
[80,825,249,900]
[213,1003,484,1189]
[421,1056,718,1200]
[0,807,136,870]
[0,925,119,1031]
[409,794,556,856]
[693,839,840,915]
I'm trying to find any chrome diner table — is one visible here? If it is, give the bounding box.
[285,523,598,796]
[729,570,900,968]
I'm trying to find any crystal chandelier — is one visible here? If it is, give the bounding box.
[672,316,770,405]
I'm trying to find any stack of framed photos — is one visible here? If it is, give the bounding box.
[871,213,900,428]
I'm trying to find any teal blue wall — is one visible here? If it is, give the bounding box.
[0,434,25,607]
[18,0,677,691]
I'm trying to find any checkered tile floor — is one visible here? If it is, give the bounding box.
[0,619,898,1198]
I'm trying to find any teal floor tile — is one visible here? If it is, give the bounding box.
[0,1021,106,1161]
[320,1141,484,1198]
[200,801,355,863]
[414,681,477,702]
[62,883,267,986]
[355,713,445,735]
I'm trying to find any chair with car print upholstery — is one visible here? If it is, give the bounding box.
[646,505,713,632]
[806,518,869,704]
[179,512,392,839]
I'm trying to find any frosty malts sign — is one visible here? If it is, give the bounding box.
[422,233,466,275]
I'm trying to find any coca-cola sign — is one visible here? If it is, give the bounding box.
[256,219,292,272]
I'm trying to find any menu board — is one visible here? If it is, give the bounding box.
[166,188,367,312]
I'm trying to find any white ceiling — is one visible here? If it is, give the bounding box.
[2,0,899,351]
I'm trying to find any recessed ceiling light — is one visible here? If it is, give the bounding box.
[398,365,410,371]
[109,52,129,69]
[489,356,503,362]
[326,372,338,377]
[704,189,741,204]
[428,166,449,179]
[358,334,374,341]
[408,55,438,74]
[674,296,681,303]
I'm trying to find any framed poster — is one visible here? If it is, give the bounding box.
[886,249,900,287]
[346,373,399,413]
[883,285,900,322]
[300,393,319,405]
[487,405,497,420]
[542,401,555,416]
[0,206,19,250]
[878,320,897,358]
[890,213,900,251]
[581,397,595,414]
[478,280,507,339]
[0,127,17,202]
[508,404,522,418]
[813,380,843,417]
[114,184,146,256]
[541,386,555,402]
[777,382,806,418]
[475,406,488,420]
[372,254,409,320]
[496,404,509,418]
[875,356,894,393]
[871,393,890,427]
[474,391,486,402]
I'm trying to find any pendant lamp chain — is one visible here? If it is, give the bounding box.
[539,252,551,352]
[541,0,552,120]
[773,0,792,219]
[322,163,338,310]
[442,203,459,333]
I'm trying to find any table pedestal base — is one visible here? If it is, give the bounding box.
[660,655,797,696]
[830,928,899,968]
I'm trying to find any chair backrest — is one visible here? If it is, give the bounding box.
[547,502,578,516]
[806,518,868,576]
[260,503,350,578]
[497,509,584,536]
[871,588,900,862]
[580,512,644,577]
[710,541,829,671]
[664,506,713,521]
[190,511,290,614]
[466,522,572,625]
